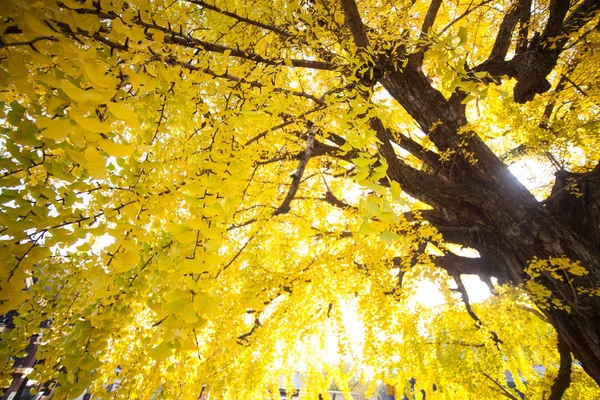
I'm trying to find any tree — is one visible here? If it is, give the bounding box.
[1,0,600,398]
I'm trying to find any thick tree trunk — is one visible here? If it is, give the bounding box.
[336,0,600,384]
[379,66,600,386]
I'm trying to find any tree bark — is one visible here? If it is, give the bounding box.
[379,52,600,387]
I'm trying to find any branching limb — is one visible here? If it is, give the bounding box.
[320,190,357,210]
[438,0,495,35]
[237,318,261,345]
[480,371,520,400]
[0,36,58,49]
[453,272,502,347]
[370,117,485,210]
[216,236,255,278]
[273,124,317,215]
[168,58,325,105]
[516,0,532,53]
[245,105,324,146]
[540,0,572,47]
[255,139,340,166]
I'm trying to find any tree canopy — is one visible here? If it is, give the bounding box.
[1,0,600,398]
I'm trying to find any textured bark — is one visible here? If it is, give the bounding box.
[375,26,600,385]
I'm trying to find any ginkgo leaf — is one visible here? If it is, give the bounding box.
[180,307,199,324]
[83,61,113,89]
[364,197,381,216]
[84,147,106,179]
[153,30,165,43]
[71,114,113,133]
[352,156,373,167]
[36,117,74,140]
[106,102,138,120]
[60,80,104,103]
[390,181,401,199]
[148,342,171,361]
[379,230,400,245]
[99,139,133,157]
[23,12,55,36]
[66,148,87,167]
[358,220,378,236]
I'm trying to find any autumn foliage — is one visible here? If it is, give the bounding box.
[1,0,600,399]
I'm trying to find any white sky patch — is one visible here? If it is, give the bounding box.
[508,158,555,200]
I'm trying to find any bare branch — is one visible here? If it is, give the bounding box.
[216,236,255,278]
[320,190,357,210]
[391,130,444,172]
[516,0,532,53]
[0,36,58,49]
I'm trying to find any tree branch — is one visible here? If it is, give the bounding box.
[320,190,357,210]
[516,0,533,53]
[540,0,572,47]
[245,105,325,146]
[273,124,317,215]
[420,0,443,37]
[480,371,520,400]
[339,0,370,48]
[185,0,293,38]
[488,5,520,61]
[549,334,573,400]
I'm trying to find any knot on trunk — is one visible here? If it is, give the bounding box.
[512,51,555,103]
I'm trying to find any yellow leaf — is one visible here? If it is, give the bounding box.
[390,181,401,199]
[358,220,378,235]
[153,30,165,43]
[47,96,69,113]
[223,49,232,58]
[379,230,400,245]
[193,293,220,317]
[180,307,199,324]
[61,80,104,103]
[106,102,138,120]
[83,61,113,89]
[37,117,74,140]
[37,73,62,88]
[148,342,171,361]
[283,58,293,67]
[66,148,87,166]
[99,139,133,157]
[23,12,55,36]
[72,114,113,133]
[84,147,106,179]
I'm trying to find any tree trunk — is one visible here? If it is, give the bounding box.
[378,65,600,385]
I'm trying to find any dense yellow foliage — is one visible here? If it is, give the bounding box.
[1,0,599,399]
